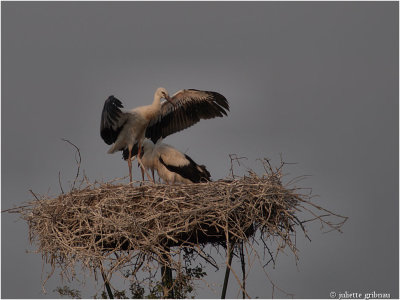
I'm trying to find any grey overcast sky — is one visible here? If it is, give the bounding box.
[1,1,398,299]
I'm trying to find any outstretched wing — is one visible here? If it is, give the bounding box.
[145,89,229,143]
[100,95,128,145]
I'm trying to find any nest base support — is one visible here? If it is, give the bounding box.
[221,242,234,299]
[101,269,114,299]
[161,247,174,298]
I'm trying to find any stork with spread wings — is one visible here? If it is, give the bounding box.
[100,87,229,182]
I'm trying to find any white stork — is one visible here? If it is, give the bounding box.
[100,87,229,182]
[139,138,211,184]
[140,138,158,182]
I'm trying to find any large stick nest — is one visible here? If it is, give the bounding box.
[10,158,347,294]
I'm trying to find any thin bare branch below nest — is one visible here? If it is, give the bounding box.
[7,158,347,296]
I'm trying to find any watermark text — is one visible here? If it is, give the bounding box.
[330,290,391,299]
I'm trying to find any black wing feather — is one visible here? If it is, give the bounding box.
[100,95,125,145]
[159,154,211,183]
[145,89,229,143]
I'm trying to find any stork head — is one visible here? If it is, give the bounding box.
[155,87,173,105]
[142,138,155,155]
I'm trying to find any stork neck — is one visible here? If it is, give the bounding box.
[152,94,162,109]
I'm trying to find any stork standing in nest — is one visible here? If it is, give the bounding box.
[100,87,229,182]
[133,138,211,184]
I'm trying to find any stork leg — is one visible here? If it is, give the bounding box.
[138,157,153,182]
[137,142,154,183]
[128,148,133,183]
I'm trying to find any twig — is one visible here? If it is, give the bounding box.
[61,138,81,190]
[29,189,40,201]
[58,171,64,194]
[228,154,247,178]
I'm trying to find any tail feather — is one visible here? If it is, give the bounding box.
[197,165,211,182]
